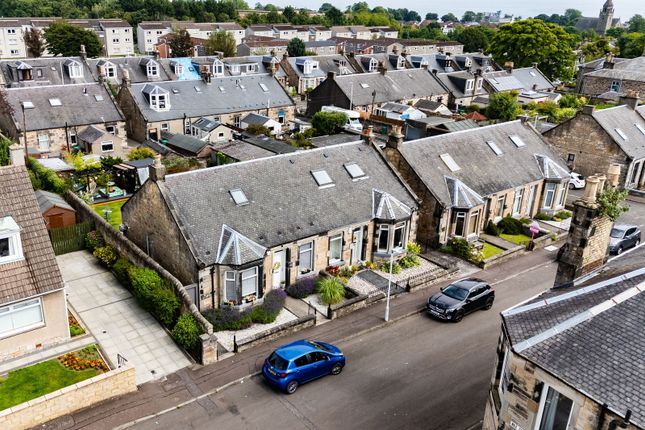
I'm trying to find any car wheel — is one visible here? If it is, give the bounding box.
[452,310,464,322]
[616,246,623,255]
[636,239,641,247]
[286,380,299,394]
[331,363,343,375]
[483,297,494,310]
[569,182,575,190]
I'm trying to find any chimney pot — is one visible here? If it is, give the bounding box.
[607,164,621,188]
[583,176,600,203]
[327,71,336,80]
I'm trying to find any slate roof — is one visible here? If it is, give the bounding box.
[240,135,298,154]
[161,132,208,156]
[407,54,460,73]
[310,55,359,76]
[286,57,327,79]
[87,57,172,85]
[484,67,553,92]
[502,268,645,428]
[398,120,568,208]
[5,83,124,131]
[215,140,275,162]
[35,190,75,214]
[329,69,448,106]
[584,56,645,82]
[155,141,417,266]
[0,165,65,305]
[241,113,275,126]
[310,134,362,148]
[592,105,645,160]
[127,74,294,122]
[436,71,487,99]
[0,57,95,88]
[575,16,621,31]
[77,125,107,143]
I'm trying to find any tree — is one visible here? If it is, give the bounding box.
[425,13,438,21]
[318,3,334,13]
[325,6,345,26]
[617,32,645,58]
[169,29,194,57]
[311,112,348,136]
[23,28,46,58]
[489,20,575,81]
[44,21,103,57]
[461,11,477,23]
[628,14,645,33]
[581,38,614,61]
[0,136,11,167]
[128,147,156,161]
[441,13,458,23]
[287,38,305,57]
[282,6,296,22]
[455,26,491,52]
[486,91,522,121]
[205,31,237,57]
[405,11,421,22]
[564,9,582,26]
[245,124,271,136]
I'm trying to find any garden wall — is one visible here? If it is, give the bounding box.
[234,315,315,353]
[0,365,136,429]
[328,286,368,320]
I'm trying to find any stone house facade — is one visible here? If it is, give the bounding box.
[121,141,419,311]
[384,121,570,246]
[543,98,645,190]
[578,56,645,97]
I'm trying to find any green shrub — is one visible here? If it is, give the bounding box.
[316,276,345,305]
[447,237,473,260]
[554,210,572,220]
[379,261,402,274]
[535,212,553,221]
[93,246,117,267]
[203,307,253,331]
[286,277,316,298]
[485,220,500,236]
[339,266,354,278]
[25,157,70,194]
[128,267,163,312]
[250,306,278,324]
[112,258,133,288]
[406,242,422,255]
[85,230,104,251]
[497,216,524,235]
[399,254,420,269]
[69,325,85,337]
[152,286,181,327]
[519,217,532,225]
[172,314,201,350]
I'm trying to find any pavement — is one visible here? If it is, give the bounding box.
[40,246,560,430]
[57,251,191,385]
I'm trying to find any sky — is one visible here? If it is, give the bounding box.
[265,0,643,21]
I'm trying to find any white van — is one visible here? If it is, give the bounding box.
[321,106,363,132]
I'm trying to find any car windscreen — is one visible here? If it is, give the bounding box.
[268,351,289,370]
[610,228,624,238]
[305,340,331,352]
[442,285,469,300]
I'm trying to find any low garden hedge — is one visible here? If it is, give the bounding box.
[286,276,316,299]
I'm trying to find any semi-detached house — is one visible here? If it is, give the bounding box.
[121,141,419,310]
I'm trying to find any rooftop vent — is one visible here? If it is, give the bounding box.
[636,124,645,135]
[94,95,104,101]
[22,101,34,109]
[360,83,369,88]
[615,128,628,140]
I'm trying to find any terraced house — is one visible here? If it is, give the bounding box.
[384,120,571,245]
[121,141,419,310]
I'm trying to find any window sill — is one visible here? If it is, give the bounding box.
[0,322,46,340]
[327,260,344,267]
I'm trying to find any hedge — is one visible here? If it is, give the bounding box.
[127,266,180,327]
[172,314,201,350]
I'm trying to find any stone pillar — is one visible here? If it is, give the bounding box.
[200,334,218,365]
[9,144,25,166]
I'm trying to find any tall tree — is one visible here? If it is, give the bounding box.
[325,6,345,26]
[454,26,492,52]
[204,31,237,57]
[489,19,575,80]
[23,28,46,58]
[486,91,522,121]
[628,14,645,33]
[425,13,438,21]
[44,21,102,57]
[168,29,194,57]
[287,38,305,57]
[282,5,296,22]
[564,9,582,26]
[461,11,477,23]
[441,13,458,23]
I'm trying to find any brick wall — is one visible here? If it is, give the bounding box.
[0,365,136,429]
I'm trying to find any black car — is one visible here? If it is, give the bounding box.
[426,278,495,322]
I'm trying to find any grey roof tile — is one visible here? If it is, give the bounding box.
[592,105,645,160]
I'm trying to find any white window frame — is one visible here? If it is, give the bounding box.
[105,125,116,135]
[150,93,169,111]
[241,267,258,298]
[543,183,556,208]
[160,123,169,132]
[0,220,24,265]
[224,271,236,302]
[106,65,116,78]
[0,298,44,338]
[534,384,575,430]
[147,62,159,77]
[513,189,524,215]
[497,346,510,402]
[298,242,314,274]
[101,141,114,152]
[328,234,343,264]
[465,80,474,91]
[392,222,406,251]
[368,58,378,72]
[556,184,566,208]
[37,134,50,152]
[68,62,83,79]
[454,212,467,237]
[7,29,16,34]
[527,184,537,215]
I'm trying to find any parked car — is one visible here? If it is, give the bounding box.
[569,172,586,189]
[262,340,345,394]
[609,224,641,255]
[426,278,495,322]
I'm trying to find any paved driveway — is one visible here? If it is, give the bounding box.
[57,251,191,385]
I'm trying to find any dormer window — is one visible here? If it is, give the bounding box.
[105,62,116,78]
[147,60,159,78]
[247,63,257,73]
[65,60,83,79]
[368,58,378,72]
[213,59,224,76]
[143,85,170,111]
[476,79,483,89]
[174,64,184,76]
[465,80,474,91]
[230,65,240,75]
[397,57,405,69]
[0,216,24,265]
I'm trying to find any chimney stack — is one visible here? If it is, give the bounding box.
[361,124,374,144]
[79,44,87,61]
[582,105,595,115]
[504,61,514,72]
[327,71,336,80]
[149,154,166,182]
[618,90,640,110]
[603,52,615,69]
[378,60,387,75]
[607,163,621,188]
[9,144,25,166]
[122,69,131,88]
[97,64,106,84]
[387,124,404,149]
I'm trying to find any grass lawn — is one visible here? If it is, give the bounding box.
[92,199,126,229]
[0,359,97,410]
[481,243,505,260]
[500,233,532,246]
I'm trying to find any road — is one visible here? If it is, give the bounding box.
[135,260,559,430]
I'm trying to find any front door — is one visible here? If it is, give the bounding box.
[272,250,286,288]
[351,228,363,265]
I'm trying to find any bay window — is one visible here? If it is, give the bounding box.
[241,267,258,297]
[393,222,405,251]
[543,183,556,208]
[329,234,343,264]
[298,242,313,274]
[377,224,389,253]
[224,271,236,303]
[536,385,574,430]
[556,184,566,207]
[222,266,260,305]
[376,222,409,254]
[0,298,44,337]
[454,212,466,237]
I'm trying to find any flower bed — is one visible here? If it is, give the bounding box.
[68,312,85,337]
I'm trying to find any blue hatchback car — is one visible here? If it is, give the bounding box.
[262,340,345,394]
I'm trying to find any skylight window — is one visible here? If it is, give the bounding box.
[509,135,526,148]
[636,123,645,135]
[218,86,225,92]
[194,86,202,93]
[311,169,334,188]
[529,71,537,77]
[486,140,503,156]
[344,163,366,180]
[615,128,628,140]
[259,83,269,92]
[440,153,460,172]
[22,101,34,109]
[49,98,62,107]
[239,84,246,90]
[360,83,369,89]
[172,88,180,94]
[229,189,249,206]
[94,95,104,101]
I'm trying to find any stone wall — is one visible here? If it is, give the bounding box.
[0,365,136,429]
[235,315,315,352]
[543,112,629,184]
[64,191,213,335]
[581,75,645,97]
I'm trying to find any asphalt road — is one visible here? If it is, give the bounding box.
[135,259,559,430]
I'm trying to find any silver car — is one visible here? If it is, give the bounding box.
[609,225,641,255]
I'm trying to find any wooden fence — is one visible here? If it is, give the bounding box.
[49,221,93,255]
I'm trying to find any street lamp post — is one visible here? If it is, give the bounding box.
[384,251,394,322]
